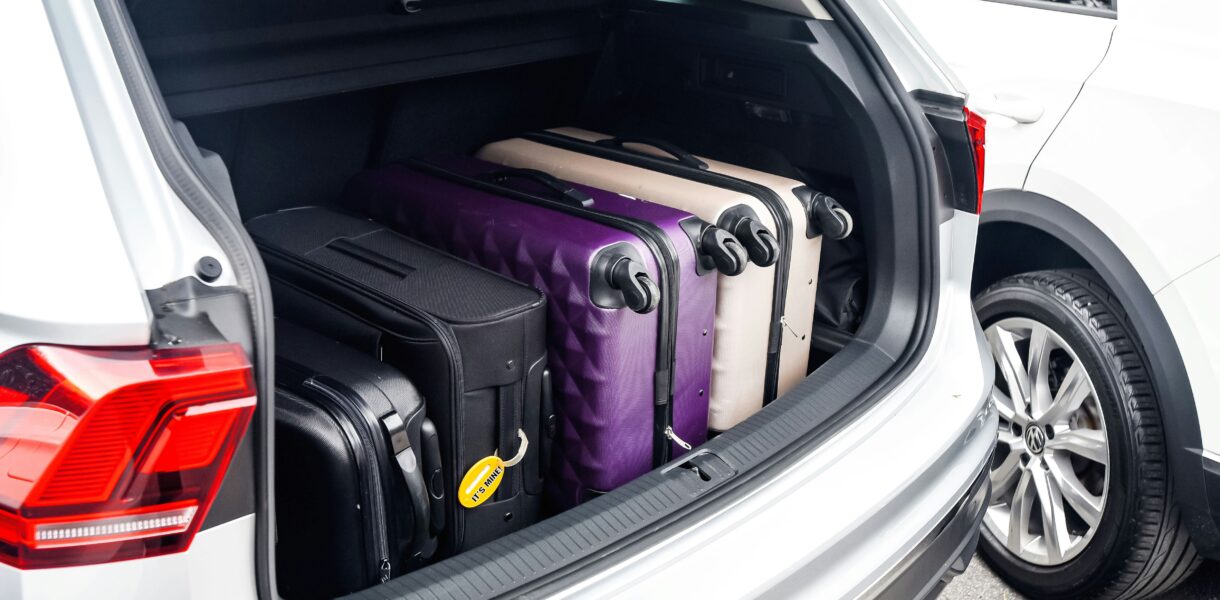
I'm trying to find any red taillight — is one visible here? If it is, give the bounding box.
[965,107,987,213]
[0,343,254,568]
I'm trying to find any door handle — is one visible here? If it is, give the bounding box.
[972,92,1044,124]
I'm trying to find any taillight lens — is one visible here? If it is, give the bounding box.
[965,107,987,213]
[0,343,255,568]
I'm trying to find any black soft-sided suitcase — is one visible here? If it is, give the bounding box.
[274,320,441,599]
[249,207,550,555]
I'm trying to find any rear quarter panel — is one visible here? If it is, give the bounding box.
[1026,0,1220,290]
[1023,0,1220,453]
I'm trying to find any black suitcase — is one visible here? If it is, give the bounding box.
[274,320,440,599]
[249,207,550,555]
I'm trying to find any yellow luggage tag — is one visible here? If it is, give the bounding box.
[458,430,528,509]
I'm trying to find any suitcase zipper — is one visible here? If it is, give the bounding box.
[664,426,692,451]
[258,246,474,549]
[410,160,684,466]
[525,131,795,403]
[299,377,397,584]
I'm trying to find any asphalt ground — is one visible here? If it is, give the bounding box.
[941,555,1220,600]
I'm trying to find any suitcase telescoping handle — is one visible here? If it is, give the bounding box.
[595,136,709,171]
[490,169,594,207]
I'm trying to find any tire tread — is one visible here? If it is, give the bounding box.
[978,269,1200,600]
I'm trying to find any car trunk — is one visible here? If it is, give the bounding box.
[118,0,933,595]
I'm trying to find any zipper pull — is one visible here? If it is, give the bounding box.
[664,426,693,451]
[379,558,392,582]
[780,316,806,341]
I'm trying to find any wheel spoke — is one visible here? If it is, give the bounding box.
[1027,325,1053,418]
[1007,469,1035,555]
[992,387,1027,425]
[997,427,1021,448]
[1039,361,1090,424]
[1048,428,1108,466]
[988,326,1030,417]
[991,446,1024,498]
[1047,457,1104,527]
[1030,462,1072,563]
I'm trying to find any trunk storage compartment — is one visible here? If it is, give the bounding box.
[126,0,882,595]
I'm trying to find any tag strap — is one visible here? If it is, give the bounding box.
[502,429,529,468]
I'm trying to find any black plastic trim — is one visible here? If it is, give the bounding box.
[867,464,990,600]
[981,188,1220,556]
[914,90,978,215]
[136,8,608,117]
[981,0,1116,18]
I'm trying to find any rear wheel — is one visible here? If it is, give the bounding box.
[973,269,1199,600]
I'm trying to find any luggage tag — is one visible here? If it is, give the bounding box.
[458,430,528,509]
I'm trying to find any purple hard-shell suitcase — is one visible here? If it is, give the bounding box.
[344,157,746,507]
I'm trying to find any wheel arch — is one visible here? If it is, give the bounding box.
[975,188,1220,557]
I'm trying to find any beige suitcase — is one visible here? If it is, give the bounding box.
[477,127,852,431]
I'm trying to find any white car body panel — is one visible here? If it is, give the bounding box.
[849,0,966,97]
[552,215,993,600]
[1021,0,1220,453]
[902,0,1220,457]
[1156,258,1220,455]
[0,1,149,351]
[42,0,238,293]
[1026,0,1220,290]
[898,0,1114,190]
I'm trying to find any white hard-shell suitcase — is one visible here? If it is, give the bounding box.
[477,127,852,431]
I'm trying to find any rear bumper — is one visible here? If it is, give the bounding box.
[1154,259,1220,557]
[867,464,991,600]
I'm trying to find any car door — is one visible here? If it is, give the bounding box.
[894,0,1116,190]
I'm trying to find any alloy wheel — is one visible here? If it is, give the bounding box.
[983,317,1110,566]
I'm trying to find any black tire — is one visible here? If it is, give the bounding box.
[973,269,1200,600]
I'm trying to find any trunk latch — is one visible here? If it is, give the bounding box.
[664,451,737,496]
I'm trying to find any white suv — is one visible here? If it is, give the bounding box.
[1,0,991,598]
[899,0,1220,598]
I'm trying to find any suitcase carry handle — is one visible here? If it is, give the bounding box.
[373,400,436,561]
[420,419,446,537]
[490,169,594,207]
[595,136,709,170]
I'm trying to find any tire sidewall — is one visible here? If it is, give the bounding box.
[974,278,1144,598]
